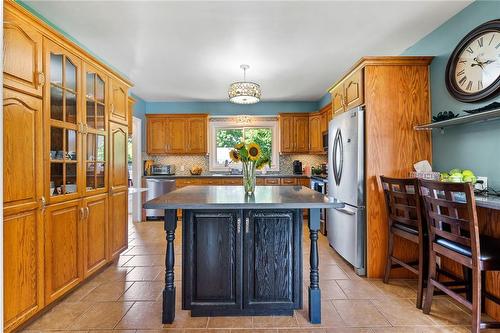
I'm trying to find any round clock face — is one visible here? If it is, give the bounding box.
[446,19,500,102]
[454,31,500,93]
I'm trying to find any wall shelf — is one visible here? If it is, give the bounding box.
[415,108,500,131]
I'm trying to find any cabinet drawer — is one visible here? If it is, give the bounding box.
[222,178,243,185]
[198,178,221,185]
[176,179,201,187]
[280,178,297,185]
[256,178,265,186]
[264,178,280,185]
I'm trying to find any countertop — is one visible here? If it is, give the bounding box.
[475,194,500,210]
[143,185,343,210]
[143,174,310,179]
[128,187,148,195]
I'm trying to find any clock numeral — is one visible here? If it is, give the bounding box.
[478,37,484,47]
[456,69,465,76]
[459,76,467,86]
[458,59,467,64]
[489,34,495,46]
[466,81,473,91]
[496,42,500,50]
[466,46,474,54]
[478,80,483,90]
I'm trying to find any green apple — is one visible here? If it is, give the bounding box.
[462,169,474,177]
[449,168,462,175]
[463,175,477,184]
[449,175,463,183]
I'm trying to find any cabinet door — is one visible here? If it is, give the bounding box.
[308,113,322,153]
[294,116,309,153]
[82,194,108,277]
[279,115,294,153]
[344,69,364,110]
[187,116,207,154]
[244,210,301,311]
[109,190,128,258]
[183,210,242,313]
[146,117,168,154]
[331,85,345,115]
[44,199,82,304]
[280,178,297,186]
[109,122,128,193]
[3,10,43,96]
[4,209,44,332]
[165,118,187,154]
[109,78,128,125]
[3,88,43,215]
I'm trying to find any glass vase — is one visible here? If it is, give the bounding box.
[242,161,256,194]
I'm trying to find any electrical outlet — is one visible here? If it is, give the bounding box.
[475,176,488,191]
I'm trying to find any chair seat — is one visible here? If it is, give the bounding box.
[393,222,418,235]
[436,235,500,266]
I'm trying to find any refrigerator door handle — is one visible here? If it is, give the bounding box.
[334,206,356,216]
[332,129,343,186]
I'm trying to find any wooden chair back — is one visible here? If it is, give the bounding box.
[418,179,480,262]
[380,176,423,234]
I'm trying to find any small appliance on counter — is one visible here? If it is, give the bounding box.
[293,160,303,175]
[151,164,176,176]
[144,159,154,176]
[322,130,328,152]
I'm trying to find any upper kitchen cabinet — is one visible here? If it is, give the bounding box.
[146,114,208,155]
[3,9,43,97]
[308,104,330,154]
[83,64,108,196]
[43,39,82,204]
[109,77,128,125]
[128,96,135,135]
[279,113,309,154]
[329,68,364,115]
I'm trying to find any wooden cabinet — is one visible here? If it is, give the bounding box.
[308,113,322,154]
[3,88,43,215]
[82,194,108,277]
[146,114,208,155]
[183,210,242,313]
[280,178,297,185]
[279,113,309,154]
[264,178,280,185]
[183,209,301,315]
[109,78,128,125]
[44,199,82,304]
[128,96,135,135]
[109,122,128,193]
[244,210,301,311]
[222,178,243,185]
[3,10,43,97]
[329,68,364,116]
[109,189,128,258]
[3,209,44,332]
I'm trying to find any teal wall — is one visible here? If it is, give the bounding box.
[402,0,500,188]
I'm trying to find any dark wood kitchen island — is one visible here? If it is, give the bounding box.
[143,185,343,324]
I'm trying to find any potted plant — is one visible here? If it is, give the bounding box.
[229,142,271,194]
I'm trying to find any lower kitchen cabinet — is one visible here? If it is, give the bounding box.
[3,209,44,332]
[109,190,128,258]
[183,209,302,316]
[44,199,82,304]
[82,194,108,277]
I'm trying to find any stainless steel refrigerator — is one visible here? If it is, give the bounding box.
[327,106,366,276]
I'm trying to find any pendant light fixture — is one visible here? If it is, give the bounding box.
[228,64,261,104]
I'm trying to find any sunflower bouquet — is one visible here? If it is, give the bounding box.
[229,142,271,193]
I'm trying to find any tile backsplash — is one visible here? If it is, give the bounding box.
[143,153,327,176]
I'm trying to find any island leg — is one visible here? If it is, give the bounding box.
[308,208,321,324]
[162,209,177,324]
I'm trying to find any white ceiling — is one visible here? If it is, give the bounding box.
[25,1,471,102]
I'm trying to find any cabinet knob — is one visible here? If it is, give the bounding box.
[37,72,46,87]
[40,196,46,211]
[79,207,85,220]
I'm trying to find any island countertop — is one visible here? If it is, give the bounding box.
[143,185,342,210]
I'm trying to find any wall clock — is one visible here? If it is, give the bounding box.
[445,19,500,103]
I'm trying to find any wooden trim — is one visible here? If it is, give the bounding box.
[4,0,132,87]
[145,113,208,119]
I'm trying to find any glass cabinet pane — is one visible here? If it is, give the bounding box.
[65,163,77,194]
[50,127,64,160]
[96,76,105,102]
[96,135,105,161]
[65,58,76,91]
[86,99,96,128]
[50,163,63,196]
[86,73,95,99]
[50,86,63,121]
[66,91,77,124]
[50,54,63,85]
[96,104,105,130]
[86,162,95,190]
[66,129,77,160]
[87,134,96,161]
[96,163,105,188]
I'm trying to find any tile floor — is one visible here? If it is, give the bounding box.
[21,219,483,333]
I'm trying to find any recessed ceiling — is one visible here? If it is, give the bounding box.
[24,1,471,102]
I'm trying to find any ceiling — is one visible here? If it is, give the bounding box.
[24,1,471,102]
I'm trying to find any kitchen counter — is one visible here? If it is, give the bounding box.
[144,185,343,325]
[143,174,310,179]
[475,194,500,210]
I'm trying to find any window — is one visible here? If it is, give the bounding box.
[209,117,279,171]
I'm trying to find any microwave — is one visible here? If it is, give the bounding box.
[322,131,328,152]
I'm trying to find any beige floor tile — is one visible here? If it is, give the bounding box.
[369,279,418,299]
[304,264,349,281]
[64,280,102,302]
[136,329,183,333]
[124,245,167,255]
[277,329,327,333]
[337,279,385,300]
[421,297,471,326]
[125,266,164,281]
[92,330,137,333]
[115,302,165,330]
[319,279,347,300]
[162,309,209,329]
[91,266,133,283]
[69,301,134,329]
[296,300,345,328]
[325,329,373,333]
[371,298,435,326]
[82,281,133,302]
[231,329,277,333]
[371,326,471,333]
[117,255,135,266]
[252,315,298,328]
[207,316,253,328]
[120,281,164,301]
[123,255,166,267]
[332,300,390,327]
[25,301,94,330]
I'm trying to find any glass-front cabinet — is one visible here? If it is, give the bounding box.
[83,64,108,195]
[45,41,82,203]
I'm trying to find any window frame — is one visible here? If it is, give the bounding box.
[208,116,279,172]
